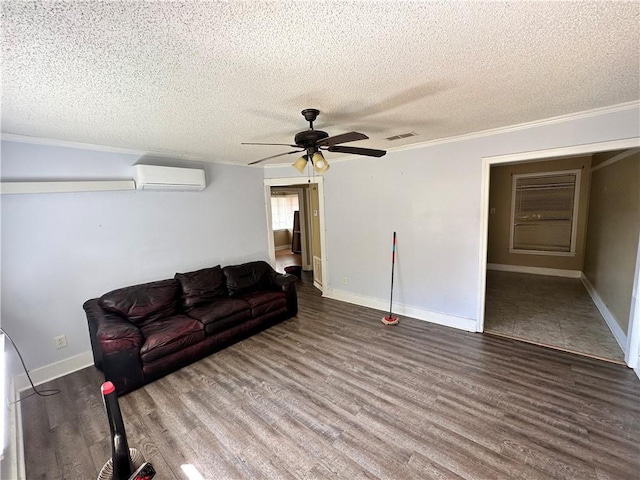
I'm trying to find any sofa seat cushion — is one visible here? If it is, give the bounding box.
[237,290,286,316]
[187,298,252,335]
[99,279,179,326]
[175,265,227,308]
[238,290,285,308]
[140,315,205,363]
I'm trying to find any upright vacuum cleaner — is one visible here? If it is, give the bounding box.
[98,381,156,480]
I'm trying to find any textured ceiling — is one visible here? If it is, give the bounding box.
[2,1,639,166]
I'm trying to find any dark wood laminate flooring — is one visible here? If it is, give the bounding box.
[22,275,640,479]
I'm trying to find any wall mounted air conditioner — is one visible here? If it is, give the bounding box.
[133,165,206,191]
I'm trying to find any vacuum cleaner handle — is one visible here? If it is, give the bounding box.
[102,381,133,480]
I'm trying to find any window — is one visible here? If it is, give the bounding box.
[510,170,581,255]
[271,194,298,230]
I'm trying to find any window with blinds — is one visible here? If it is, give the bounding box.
[270,194,299,230]
[509,170,581,254]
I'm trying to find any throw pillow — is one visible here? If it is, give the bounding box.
[223,261,272,296]
[175,265,227,308]
[98,279,179,325]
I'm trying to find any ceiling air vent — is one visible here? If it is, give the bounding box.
[385,132,417,141]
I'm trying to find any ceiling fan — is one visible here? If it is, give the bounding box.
[243,109,386,173]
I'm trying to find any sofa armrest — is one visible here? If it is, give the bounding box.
[83,298,145,394]
[222,261,298,317]
[85,299,144,351]
[273,273,298,316]
[96,314,144,353]
[274,273,297,290]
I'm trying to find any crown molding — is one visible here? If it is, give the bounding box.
[0,133,256,167]
[384,100,640,156]
[3,101,638,168]
[0,133,212,162]
[590,147,640,173]
[267,100,640,166]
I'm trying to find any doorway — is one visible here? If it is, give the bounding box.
[477,139,640,369]
[264,177,327,294]
[270,187,305,273]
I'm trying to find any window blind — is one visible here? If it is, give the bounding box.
[512,173,577,252]
[271,194,299,230]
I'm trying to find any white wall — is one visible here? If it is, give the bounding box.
[266,104,640,327]
[3,103,638,375]
[1,141,269,373]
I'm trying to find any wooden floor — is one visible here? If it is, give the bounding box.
[275,249,302,273]
[22,274,640,479]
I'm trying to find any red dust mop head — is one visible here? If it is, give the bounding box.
[381,231,399,326]
[381,315,399,326]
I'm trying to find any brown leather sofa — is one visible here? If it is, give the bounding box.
[84,261,297,394]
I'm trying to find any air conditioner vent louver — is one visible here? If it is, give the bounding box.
[133,165,206,191]
[386,132,418,141]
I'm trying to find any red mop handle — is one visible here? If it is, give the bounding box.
[391,231,396,263]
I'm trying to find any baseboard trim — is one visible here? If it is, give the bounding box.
[487,263,582,278]
[14,351,94,393]
[274,245,290,251]
[580,274,628,354]
[635,366,640,381]
[324,288,477,332]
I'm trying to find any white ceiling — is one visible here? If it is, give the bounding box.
[2,1,639,166]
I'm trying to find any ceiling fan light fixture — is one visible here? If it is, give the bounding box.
[312,152,330,174]
[244,109,386,165]
[292,156,308,174]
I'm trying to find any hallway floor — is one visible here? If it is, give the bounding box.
[275,249,302,273]
[484,270,625,363]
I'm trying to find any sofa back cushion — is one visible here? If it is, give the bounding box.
[223,261,273,296]
[98,279,179,325]
[175,265,227,308]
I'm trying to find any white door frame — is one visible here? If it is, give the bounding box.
[477,137,640,368]
[264,176,328,296]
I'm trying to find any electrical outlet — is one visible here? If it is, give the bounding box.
[54,335,67,349]
[342,276,349,285]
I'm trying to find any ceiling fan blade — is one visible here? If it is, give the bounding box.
[248,150,303,165]
[315,131,368,147]
[327,145,387,157]
[242,142,299,147]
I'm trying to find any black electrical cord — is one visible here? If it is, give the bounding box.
[0,327,61,403]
